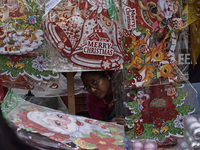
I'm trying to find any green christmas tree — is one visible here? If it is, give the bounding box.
[124,83,195,141]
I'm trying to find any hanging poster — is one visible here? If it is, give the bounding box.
[44,0,125,71]
[121,0,189,87]
[0,0,44,55]
[0,51,60,94]
[123,80,198,146]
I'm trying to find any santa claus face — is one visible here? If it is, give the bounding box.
[5,0,18,11]
[157,0,174,19]
[27,111,79,135]
[137,91,144,98]
[45,113,72,130]
[166,0,174,15]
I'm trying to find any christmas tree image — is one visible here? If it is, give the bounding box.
[124,81,195,142]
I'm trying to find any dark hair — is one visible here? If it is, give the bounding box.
[81,71,113,80]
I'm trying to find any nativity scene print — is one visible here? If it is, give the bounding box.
[124,82,195,142]
[0,0,44,54]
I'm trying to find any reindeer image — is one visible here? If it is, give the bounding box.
[22,27,38,47]
[150,34,170,63]
[126,30,150,53]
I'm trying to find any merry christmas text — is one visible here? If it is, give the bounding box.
[83,41,114,56]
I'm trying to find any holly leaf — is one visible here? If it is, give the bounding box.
[112,135,124,140]
[92,130,107,138]
[113,140,125,146]
[82,133,91,138]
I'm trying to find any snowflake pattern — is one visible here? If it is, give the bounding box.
[31,55,47,72]
[101,59,112,70]
[173,114,184,129]
[68,17,83,33]
[58,42,65,49]
[87,0,107,14]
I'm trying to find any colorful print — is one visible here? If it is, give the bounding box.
[2,92,125,149]
[122,0,189,87]
[124,82,195,142]
[0,0,44,54]
[44,0,124,70]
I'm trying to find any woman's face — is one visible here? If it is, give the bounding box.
[82,73,111,99]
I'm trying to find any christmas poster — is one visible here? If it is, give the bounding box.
[1,89,125,149]
[123,80,198,145]
[0,51,60,94]
[121,0,189,87]
[44,0,125,71]
[0,0,44,55]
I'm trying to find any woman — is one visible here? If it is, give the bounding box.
[81,71,126,126]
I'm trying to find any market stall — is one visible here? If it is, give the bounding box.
[0,0,200,149]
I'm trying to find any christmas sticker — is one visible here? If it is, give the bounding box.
[0,0,44,54]
[44,0,124,70]
[121,0,189,87]
[0,52,59,90]
[124,81,196,146]
[1,93,125,149]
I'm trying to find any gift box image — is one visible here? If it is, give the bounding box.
[5,45,13,51]
[28,16,37,24]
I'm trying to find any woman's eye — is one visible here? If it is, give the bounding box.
[92,80,98,85]
[55,121,61,126]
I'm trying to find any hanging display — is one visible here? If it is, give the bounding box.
[0,0,44,55]
[44,0,125,71]
[122,80,198,146]
[121,0,190,87]
[0,50,61,96]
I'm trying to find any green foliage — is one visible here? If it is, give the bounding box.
[177,88,181,93]
[113,140,124,146]
[124,100,141,126]
[108,127,124,134]
[166,119,183,135]
[87,143,96,148]
[176,83,182,87]
[173,92,188,105]
[124,101,138,111]
[129,90,137,96]
[112,135,124,141]
[82,133,91,138]
[0,54,58,80]
[136,25,148,33]
[176,105,195,115]
[92,130,107,138]
[124,87,194,142]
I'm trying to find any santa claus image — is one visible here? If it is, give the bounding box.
[0,0,26,22]
[15,109,109,142]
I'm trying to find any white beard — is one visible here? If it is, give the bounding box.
[27,111,109,138]
[27,111,79,135]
